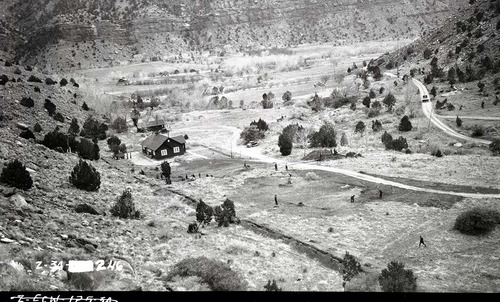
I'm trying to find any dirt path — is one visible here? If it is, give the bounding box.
[437,115,500,121]
[413,78,492,145]
[211,125,500,199]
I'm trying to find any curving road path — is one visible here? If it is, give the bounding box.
[169,122,499,198]
[412,78,491,145]
[216,125,500,199]
[437,115,500,121]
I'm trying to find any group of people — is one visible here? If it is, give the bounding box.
[181,173,213,181]
[265,161,429,248]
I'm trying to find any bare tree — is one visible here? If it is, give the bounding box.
[297,126,313,157]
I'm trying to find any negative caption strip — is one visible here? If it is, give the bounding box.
[35,260,124,273]
[10,295,118,302]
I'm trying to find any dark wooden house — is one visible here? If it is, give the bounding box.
[140,133,186,159]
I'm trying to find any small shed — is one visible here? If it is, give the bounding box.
[140,133,186,159]
[146,119,165,132]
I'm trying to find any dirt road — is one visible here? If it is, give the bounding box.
[412,78,491,145]
[215,125,500,199]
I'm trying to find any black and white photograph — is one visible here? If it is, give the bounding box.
[0,0,499,297]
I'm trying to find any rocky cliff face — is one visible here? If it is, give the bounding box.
[1,0,466,71]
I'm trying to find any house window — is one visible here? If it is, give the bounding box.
[174,147,180,153]
[161,149,168,156]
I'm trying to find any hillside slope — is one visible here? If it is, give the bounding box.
[0,0,466,72]
[379,0,500,85]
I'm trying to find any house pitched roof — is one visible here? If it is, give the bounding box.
[169,135,186,145]
[140,134,185,151]
[140,133,168,150]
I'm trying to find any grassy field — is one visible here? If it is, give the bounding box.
[145,157,500,292]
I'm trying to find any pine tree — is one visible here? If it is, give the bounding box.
[196,200,213,226]
[69,118,80,135]
[362,96,371,108]
[383,93,396,111]
[398,116,413,132]
[342,252,362,288]
[355,121,366,136]
[161,161,171,180]
[372,120,382,132]
[278,133,293,156]
[110,189,140,219]
[0,159,33,190]
[69,159,100,191]
[82,102,89,111]
[340,132,349,146]
[379,261,417,292]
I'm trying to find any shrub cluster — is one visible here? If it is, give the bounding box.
[379,261,417,292]
[27,75,42,83]
[20,97,34,108]
[372,120,382,132]
[53,112,64,123]
[471,124,485,137]
[261,93,274,109]
[264,280,282,291]
[490,138,500,156]
[69,118,80,135]
[340,132,349,146]
[80,116,107,140]
[195,200,214,227]
[381,131,408,151]
[42,128,69,152]
[45,78,57,85]
[398,116,412,132]
[382,93,396,111]
[165,257,247,291]
[20,129,35,140]
[355,121,366,136]
[107,135,126,156]
[250,118,269,132]
[69,159,100,191]
[342,252,362,288]
[362,96,371,108]
[44,99,56,116]
[309,122,337,148]
[214,199,238,227]
[76,137,100,160]
[278,132,293,156]
[160,161,171,181]
[33,123,43,132]
[240,125,265,144]
[431,149,443,157]
[282,91,292,102]
[0,159,33,190]
[110,189,140,219]
[107,135,121,148]
[454,208,500,235]
[81,102,89,111]
[111,117,128,133]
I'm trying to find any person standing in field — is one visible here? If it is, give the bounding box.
[419,236,427,248]
[274,162,278,171]
[350,195,355,203]
[274,194,278,206]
